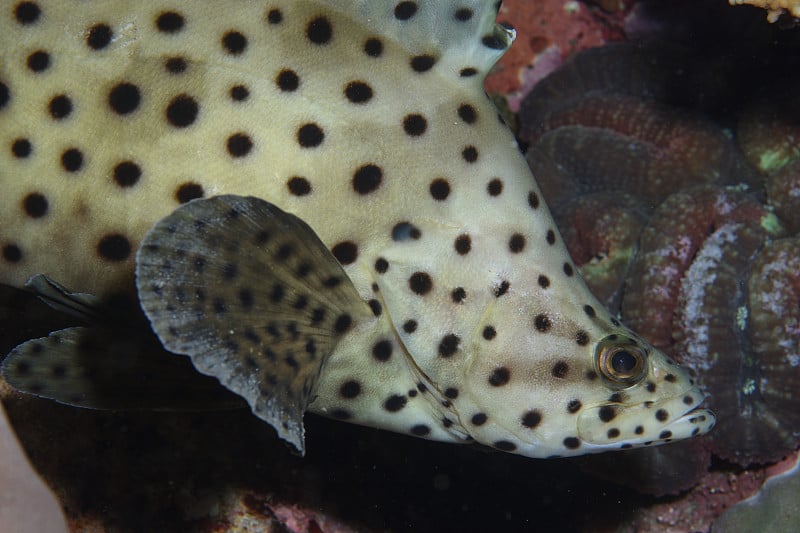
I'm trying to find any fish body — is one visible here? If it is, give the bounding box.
[0,0,714,457]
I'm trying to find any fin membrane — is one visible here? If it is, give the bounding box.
[136,195,369,454]
[2,326,244,411]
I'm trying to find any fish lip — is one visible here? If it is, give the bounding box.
[576,386,716,444]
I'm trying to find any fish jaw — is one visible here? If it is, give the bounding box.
[575,343,717,451]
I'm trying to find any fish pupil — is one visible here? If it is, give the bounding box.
[611,350,636,373]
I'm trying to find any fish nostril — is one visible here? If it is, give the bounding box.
[392,222,421,241]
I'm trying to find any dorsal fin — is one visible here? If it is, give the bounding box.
[321,0,514,82]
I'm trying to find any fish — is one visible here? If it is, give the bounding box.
[0,0,715,457]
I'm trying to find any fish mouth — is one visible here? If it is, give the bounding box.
[577,387,716,446]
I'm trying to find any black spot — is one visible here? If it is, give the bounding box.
[494,280,510,297]
[267,8,282,24]
[87,23,113,50]
[310,308,325,324]
[227,133,253,157]
[269,284,285,303]
[645,382,657,393]
[451,287,466,304]
[22,192,47,218]
[635,426,644,435]
[454,234,471,255]
[458,104,477,124]
[108,82,140,115]
[683,395,694,405]
[112,161,141,188]
[334,314,352,333]
[494,440,516,452]
[460,67,478,77]
[609,392,625,403]
[340,380,361,399]
[551,361,569,378]
[403,114,427,136]
[222,262,238,281]
[368,299,382,316]
[306,16,332,45]
[384,394,407,412]
[374,257,389,273]
[344,81,373,104]
[482,34,505,49]
[537,275,550,289]
[14,2,40,25]
[442,418,453,428]
[97,234,131,261]
[165,57,187,74]
[599,406,616,422]
[583,305,596,318]
[563,437,581,449]
[156,11,184,33]
[528,191,540,209]
[444,387,459,399]
[11,138,32,158]
[287,176,311,196]
[60,148,83,172]
[394,1,418,19]
[410,54,435,72]
[276,69,299,91]
[563,263,574,276]
[48,95,72,120]
[454,7,473,21]
[521,410,542,428]
[533,314,551,332]
[567,399,582,413]
[508,233,526,253]
[607,428,621,439]
[364,37,383,57]
[487,178,503,196]
[330,409,351,420]
[660,430,672,439]
[297,123,324,148]
[402,320,417,333]
[353,164,383,194]
[489,367,510,386]
[322,276,340,287]
[655,409,669,422]
[238,288,254,310]
[331,241,358,265]
[410,424,430,436]
[610,317,622,327]
[0,82,8,110]
[576,331,590,346]
[461,146,478,163]
[429,178,450,200]
[409,272,432,295]
[229,84,249,101]
[222,31,247,55]
[26,50,50,72]
[547,230,558,246]
[438,334,459,358]
[3,244,22,263]
[175,182,204,203]
[471,413,487,426]
[166,94,199,127]
[665,374,677,383]
[392,222,421,241]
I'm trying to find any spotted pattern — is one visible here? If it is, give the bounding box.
[0,0,712,461]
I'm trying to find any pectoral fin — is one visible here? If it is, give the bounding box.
[136,195,370,454]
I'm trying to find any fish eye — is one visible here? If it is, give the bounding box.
[596,336,647,386]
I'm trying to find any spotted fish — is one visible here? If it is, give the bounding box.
[0,0,714,457]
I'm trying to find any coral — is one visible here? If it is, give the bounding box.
[729,0,800,22]
[622,186,779,351]
[553,192,649,310]
[737,90,800,174]
[711,453,800,531]
[0,401,67,533]
[765,160,800,233]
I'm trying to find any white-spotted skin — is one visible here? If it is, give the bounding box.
[0,0,713,457]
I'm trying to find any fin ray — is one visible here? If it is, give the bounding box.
[136,195,370,454]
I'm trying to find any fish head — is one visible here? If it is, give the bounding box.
[457,284,715,458]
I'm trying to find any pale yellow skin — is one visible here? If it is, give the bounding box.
[0,0,714,457]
